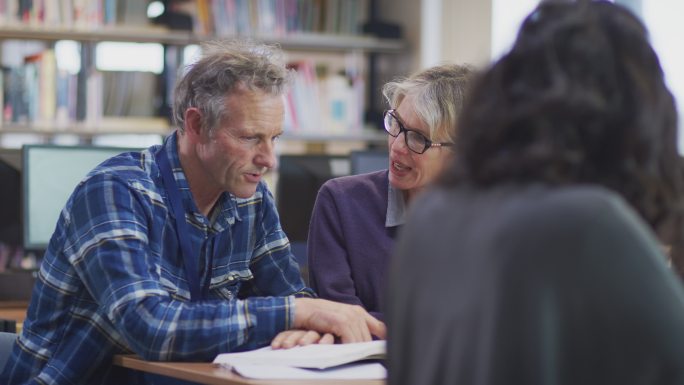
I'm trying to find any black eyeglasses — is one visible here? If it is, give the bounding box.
[383,110,454,154]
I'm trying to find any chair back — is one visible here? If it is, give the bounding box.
[0,331,17,372]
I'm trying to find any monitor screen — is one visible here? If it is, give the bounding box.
[350,150,389,175]
[22,145,138,251]
[0,149,21,246]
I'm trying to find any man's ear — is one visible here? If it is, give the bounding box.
[184,108,203,140]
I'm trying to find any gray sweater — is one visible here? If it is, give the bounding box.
[387,184,684,385]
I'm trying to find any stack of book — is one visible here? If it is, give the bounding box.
[194,0,365,37]
[284,59,365,135]
[0,0,150,29]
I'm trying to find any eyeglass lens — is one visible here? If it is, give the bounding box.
[384,112,429,154]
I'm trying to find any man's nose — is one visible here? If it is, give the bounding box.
[256,140,277,169]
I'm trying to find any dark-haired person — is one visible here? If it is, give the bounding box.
[304,64,472,322]
[1,41,384,385]
[387,1,684,384]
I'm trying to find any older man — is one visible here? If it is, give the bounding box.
[2,41,384,385]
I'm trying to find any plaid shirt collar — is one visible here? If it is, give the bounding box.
[162,132,240,232]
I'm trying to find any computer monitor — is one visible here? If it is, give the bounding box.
[276,154,351,242]
[0,149,21,246]
[275,154,350,269]
[350,150,389,175]
[22,145,138,251]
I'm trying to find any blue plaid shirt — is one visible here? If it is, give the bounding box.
[1,133,313,385]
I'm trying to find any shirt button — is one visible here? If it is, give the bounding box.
[228,276,235,281]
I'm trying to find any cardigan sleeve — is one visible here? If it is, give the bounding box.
[307,182,371,312]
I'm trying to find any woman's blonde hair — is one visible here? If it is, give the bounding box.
[382,64,474,143]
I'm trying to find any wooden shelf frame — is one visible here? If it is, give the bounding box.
[0,123,388,144]
[0,25,406,53]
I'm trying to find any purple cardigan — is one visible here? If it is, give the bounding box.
[307,170,400,321]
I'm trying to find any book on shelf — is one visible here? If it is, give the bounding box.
[116,0,150,27]
[37,50,57,123]
[0,44,162,130]
[0,0,153,29]
[102,71,157,118]
[3,66,26,124]
[284,59,364,135]
[85,69,103,123]
[187,0,365,37]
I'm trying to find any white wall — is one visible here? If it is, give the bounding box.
[490,0,539,61]
[642,1,684,152]
[379,0,492,72]
[419,0,492,69]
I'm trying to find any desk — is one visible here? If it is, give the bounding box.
[0,301,28,332]
[114,355,385,385]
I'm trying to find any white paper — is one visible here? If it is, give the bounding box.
[229,362,387,380]
[213,340,386,370]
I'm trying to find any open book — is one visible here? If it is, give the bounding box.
[213,340,386,370]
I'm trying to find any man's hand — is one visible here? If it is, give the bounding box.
[291,298,386,343]
[271,330,335,349]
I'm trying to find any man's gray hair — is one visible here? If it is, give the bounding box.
[173,40,292,134]
[382,64,474,144]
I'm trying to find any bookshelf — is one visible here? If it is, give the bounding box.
[0,1,407,151]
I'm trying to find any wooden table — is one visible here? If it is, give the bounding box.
[0,301,28,332]
[114,355,385,385]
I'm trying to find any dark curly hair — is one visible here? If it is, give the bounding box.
[442,0,684,272]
